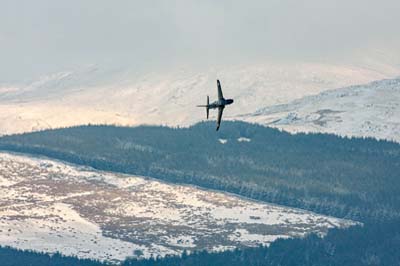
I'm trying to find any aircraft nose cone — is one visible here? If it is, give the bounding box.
[228,99,234,104]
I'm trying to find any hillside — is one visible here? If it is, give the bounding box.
[0,152,353,262]
[1,122,399,222]
[242,78,400,142]
[0,62,397,136]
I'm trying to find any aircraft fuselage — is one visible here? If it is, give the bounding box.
[208,98,234,109]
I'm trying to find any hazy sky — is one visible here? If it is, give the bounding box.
[1,0,400,81]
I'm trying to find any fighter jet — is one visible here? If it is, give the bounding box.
[197,80,234,131]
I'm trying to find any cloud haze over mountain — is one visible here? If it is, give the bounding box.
[1,0,400,81]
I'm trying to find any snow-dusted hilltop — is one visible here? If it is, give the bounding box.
[0,62,398,137]
[242,78,400,142]
[0,63,400,141]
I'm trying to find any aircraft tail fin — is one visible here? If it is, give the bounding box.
[196,95,210,119]
[206,95,209,119]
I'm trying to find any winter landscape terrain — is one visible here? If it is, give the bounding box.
[241,78,400,142]
[0,152,355,262]
[0,61,398,263]
[2,0,400,264]
[0,62,399,142]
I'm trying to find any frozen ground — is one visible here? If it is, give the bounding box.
[0,152,356,262]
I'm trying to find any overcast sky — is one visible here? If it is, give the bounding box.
[1,0,400,81]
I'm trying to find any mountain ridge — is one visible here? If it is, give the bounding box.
[0,62,398,140]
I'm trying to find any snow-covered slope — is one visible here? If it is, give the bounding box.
[0,62,398,136]
[0,152,356,262]
[241,78,400,142]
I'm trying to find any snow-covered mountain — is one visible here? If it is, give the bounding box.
[241,78,400,142]
[0,62,398,136]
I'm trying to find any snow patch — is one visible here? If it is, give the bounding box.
[0,203,146,262]
[218,139,228,144]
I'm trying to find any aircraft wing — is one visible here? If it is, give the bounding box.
[216,106,224,131]
[217,80,223,100]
